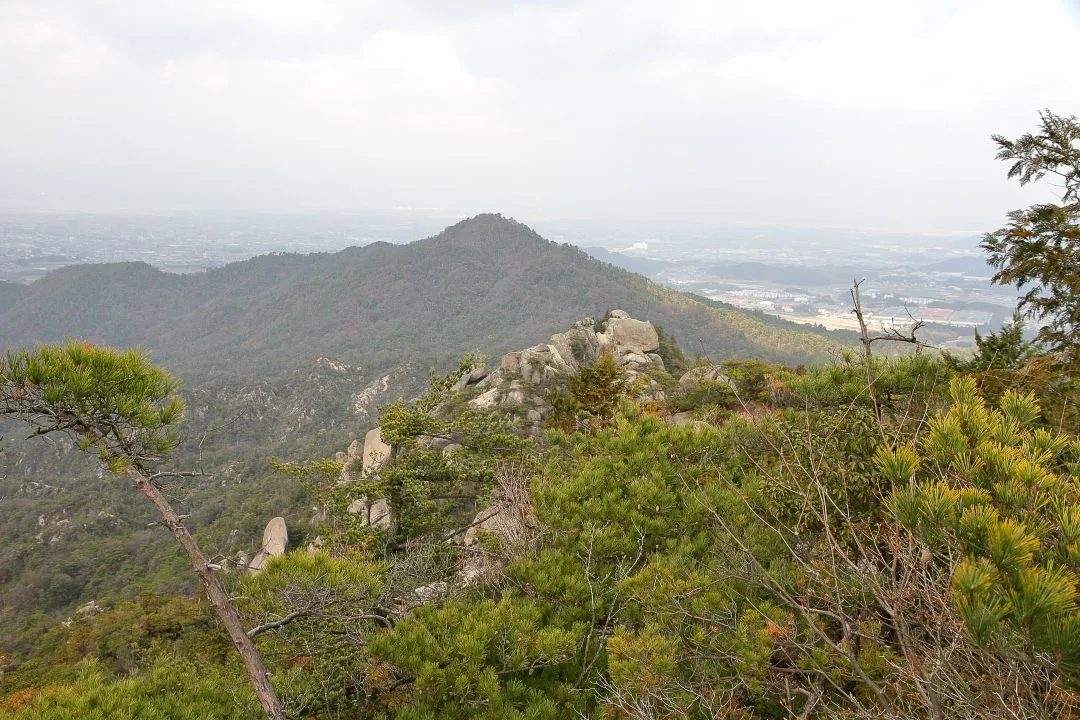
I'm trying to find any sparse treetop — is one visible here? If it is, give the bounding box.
[0,341,185,472]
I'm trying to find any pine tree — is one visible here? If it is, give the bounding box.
[982,110,1080,371]
[0,342,286,720]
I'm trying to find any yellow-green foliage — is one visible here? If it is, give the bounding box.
[547,351,627,433]
[0,656,259,720]
[889,376,1080,670]
[240,550,385,615]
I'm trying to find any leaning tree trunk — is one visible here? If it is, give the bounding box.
[124,469,287,720]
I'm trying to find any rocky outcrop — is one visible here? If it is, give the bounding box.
[415,311,667,582]
[248,517,288,573]
[325,312,669,586]
[338,427,394,530]
[603,312,660,355]
[451,366,490,393]
[464,311,667,419]
[362,427,391,474]
[457,470,537,584]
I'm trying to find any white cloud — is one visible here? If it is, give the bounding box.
[0,0,1077,231]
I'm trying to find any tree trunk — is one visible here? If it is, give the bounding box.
[125,468,287,720]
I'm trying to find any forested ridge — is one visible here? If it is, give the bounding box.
[2,113,1080,719]
[0,214,844,377]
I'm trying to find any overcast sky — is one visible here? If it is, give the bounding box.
[1,0,1078,233]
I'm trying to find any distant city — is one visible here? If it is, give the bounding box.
[1,211,1021,349]
[0,211,460,282]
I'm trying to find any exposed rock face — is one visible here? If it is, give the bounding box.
[368,498,392,528]
[548,319,602,369]
[76,600,104,617]
[456,311,669,424]
[362,427,391,474]
[248,517,288,573]
[605,317,659,354]
[455,467,538,585]
[487,311,665,390]
[662,410,711,432]
[353,374,391,419]
[451,366,489,393]
[339,427,394,530]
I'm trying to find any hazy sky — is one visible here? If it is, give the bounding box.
[2,0,1078,233]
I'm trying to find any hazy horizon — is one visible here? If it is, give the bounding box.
[3,0,1078,236]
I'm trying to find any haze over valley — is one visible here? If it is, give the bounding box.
[1,209,1018,350]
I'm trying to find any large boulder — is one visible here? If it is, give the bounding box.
[547,319,601,373]
[368,498,392,529]
[455,471,537,585]
[518,345,561,385]
[248,517,288,573]
[337,427,395,530]
[362,427,391,474]
[606,316,659,354]
[355,428,394,529]
[451,365,489,393]
[338,439,363,482]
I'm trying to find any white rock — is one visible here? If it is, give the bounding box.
[470,387,501,408]
[679,365,732,387]
[363,427,391,474]
[608,318,659,353]
[369,498,392,529]
[248,517,288,573]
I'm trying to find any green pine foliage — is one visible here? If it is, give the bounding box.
[6,342,1080,718]
[653,324,689,376]
[889,376,1080,676]
[366,596,584,719]
[983,110,1080,370]
[0,655,260,720]
[547,351,627,433]
[0,341,184,472]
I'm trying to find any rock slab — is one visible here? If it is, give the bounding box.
[248,517,288,573]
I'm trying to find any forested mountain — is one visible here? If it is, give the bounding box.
[0,214,840,377]
[0,282,27,314]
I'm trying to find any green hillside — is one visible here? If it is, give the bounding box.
[0,281,29,314]
[0,214,843,377]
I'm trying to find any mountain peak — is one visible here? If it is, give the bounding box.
[423,213,549,251]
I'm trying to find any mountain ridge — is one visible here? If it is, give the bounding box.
[0,214,845,379]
